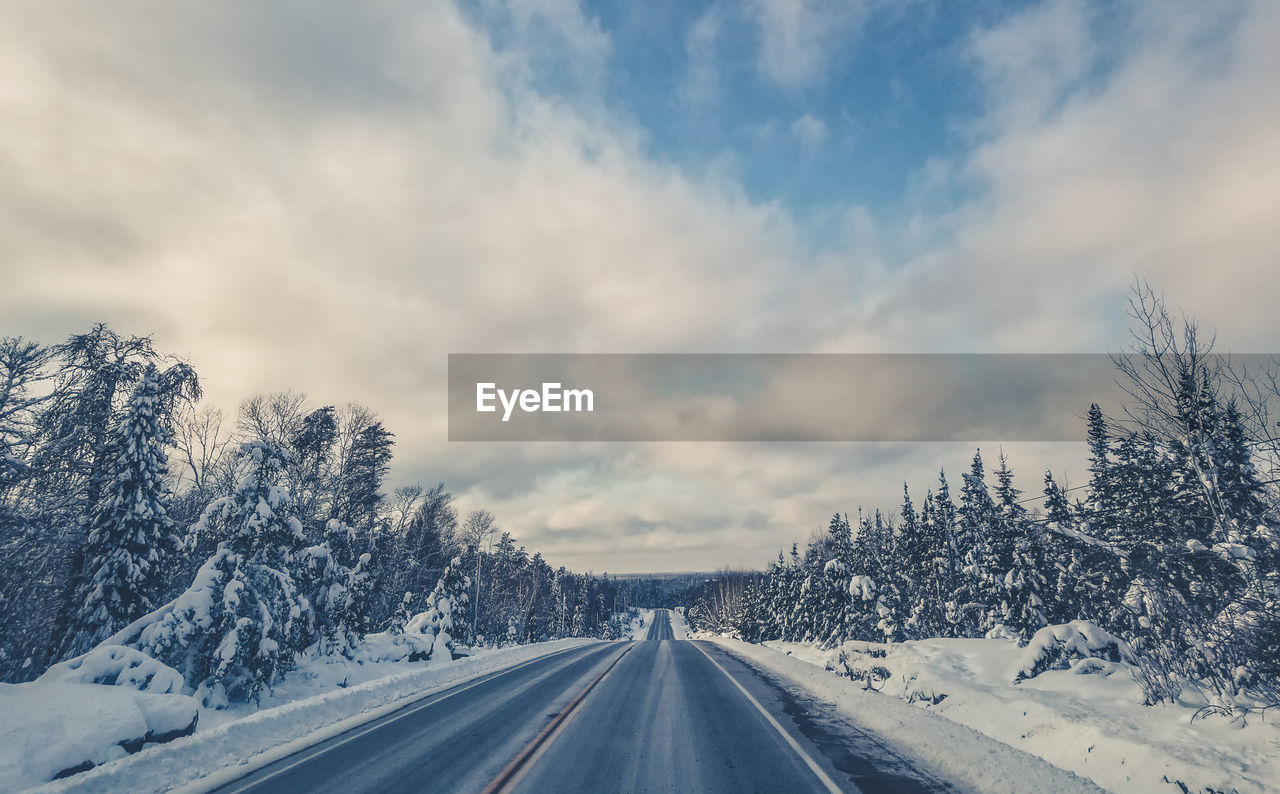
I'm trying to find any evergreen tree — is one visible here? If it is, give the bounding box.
[64,366,177,657]
[403,557,470,664]
[332,422,394,530]
[1085,402,1113,530]
[297,518,371,657]
[956,453,995,635]
[137,441,311,707]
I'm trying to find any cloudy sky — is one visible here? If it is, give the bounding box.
[2,0,1277,572]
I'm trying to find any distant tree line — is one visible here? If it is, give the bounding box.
[688,284,1280,715]
[0,324,629,699]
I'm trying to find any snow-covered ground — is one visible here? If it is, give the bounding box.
[623,608,655,639]
[8,639,596,794]
[668,606,690,639]
[715,636,1280,794]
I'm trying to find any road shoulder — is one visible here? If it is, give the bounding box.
[708,638,1106,794]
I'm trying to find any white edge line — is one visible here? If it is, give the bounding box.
[174,642,602,794]
[690,641,845,794]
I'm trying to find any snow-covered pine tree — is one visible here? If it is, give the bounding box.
[1084,403,1114,530]
[904,484,948,639]
[1043,470,1096,624]
[64,365,178,657]
[816,514,854,645]
[988,454,1048,640]
[957,452,996,636]
[549,568,566,639]
[297,518,371,658]
[571,591,588,637]
[135,440,312,707]
[403,557,470,664]
[933,470,971,637]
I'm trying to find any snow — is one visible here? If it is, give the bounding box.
[712,637,1104,794]
[622,608,654,640]
[1014,621,1135,683]
[20,638,597,794]
[848,574,877,600]
[39,645,185,694]
[0,680,198,790]
[668,607,690,639]
[733,636,1280,794]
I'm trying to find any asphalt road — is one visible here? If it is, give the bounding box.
[214,610,947,793]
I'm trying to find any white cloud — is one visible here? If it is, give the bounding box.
[790,113,828,145]
[749,0,870,88]
[482,0,611,91]
[681,9,722,106]
[852,0,1280,354]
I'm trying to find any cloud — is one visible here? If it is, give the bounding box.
[681,9,721,106]
[790,113,828,145]
[748,0,870,88]
[480,0,612,92]
[1,0,1275,572]
[0,0,867,570]
[855,0,1280,354]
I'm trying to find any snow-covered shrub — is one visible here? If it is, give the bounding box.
[0,679,199,787]
[985,624,1020,641]
[823,641,891,687]
[401,558,470,665]
[1014,620,1136,683]
[39,645,184,694]
[359,559,471,665]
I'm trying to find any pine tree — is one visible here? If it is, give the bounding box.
[957,452,995,635]
[137,441,312,707]
[64,366,177,657]
[403,557,470,664]
[934,470,971,637]
[1085,403,1112,529]
[332,422,394,531]
[297,518,371,658]
[906,485,948,638]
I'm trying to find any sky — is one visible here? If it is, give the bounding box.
[2,0,1278,572]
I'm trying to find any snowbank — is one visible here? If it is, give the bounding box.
[21,639,596,794]
[747,637,1280,794]
[668,607,690,639]
[0,680,198,790]
[623,608,655,640]
[713,638,1104,794]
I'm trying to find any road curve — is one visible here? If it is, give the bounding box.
[213,610,948,793]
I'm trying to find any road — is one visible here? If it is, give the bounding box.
[214,610,947,793]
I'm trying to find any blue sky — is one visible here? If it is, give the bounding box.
[466,0,1123,248]
[2,0,1277,571]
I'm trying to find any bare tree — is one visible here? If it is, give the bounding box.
[172,405,232,494]
[388,484,424,535]
[460,509,497,638]
[236,391,309,448]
